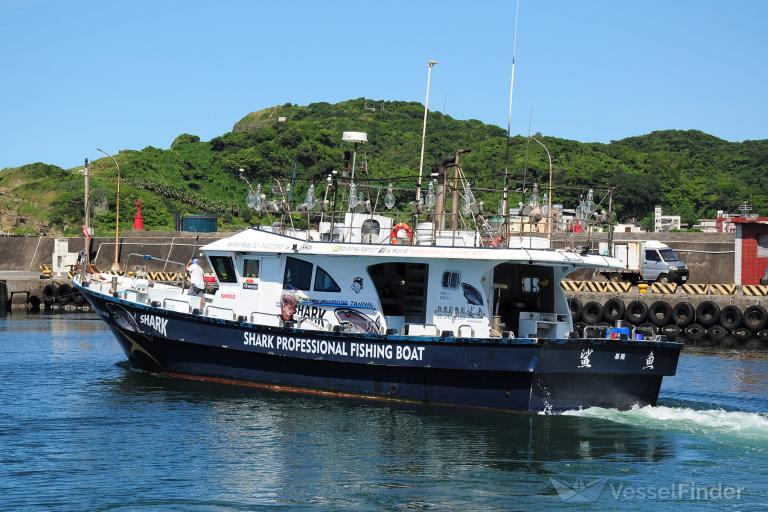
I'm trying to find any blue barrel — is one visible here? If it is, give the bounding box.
[181,215,217,232]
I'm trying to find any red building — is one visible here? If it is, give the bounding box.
[734,217,768,284]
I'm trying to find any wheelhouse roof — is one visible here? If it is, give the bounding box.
[201,228,623,270]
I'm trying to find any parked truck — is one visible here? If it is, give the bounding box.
[599,240,689,284]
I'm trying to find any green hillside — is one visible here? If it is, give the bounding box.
[1,98,766,236]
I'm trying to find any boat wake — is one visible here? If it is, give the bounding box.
[562,405,768,447]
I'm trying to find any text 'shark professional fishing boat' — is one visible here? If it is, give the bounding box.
[75,166,681,412]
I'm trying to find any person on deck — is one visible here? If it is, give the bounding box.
[186,258,205,312]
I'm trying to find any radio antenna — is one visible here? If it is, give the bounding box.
[501,0,520,237]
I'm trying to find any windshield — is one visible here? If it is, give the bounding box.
[659,249,679,262]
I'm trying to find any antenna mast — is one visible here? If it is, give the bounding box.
[501,0,521,239]
[416,60,438,207]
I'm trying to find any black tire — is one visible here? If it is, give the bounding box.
[582,301,603,325]
[625,300,648,325]
[718,305,742,330]
[707,324,728,341]
[72,292,85,306]
[660,324,681,339]
[696,300,721,328]
[656,273,669,284]
[568,298,583,322]
[608,273,622,283]
[671,302,695,328]
[602,298,626,323]
[648,300,673,327]
[757,329,768,339]
[55,283,73,305]
[684,323,706,340]
[719,335,739,349]
[43,283,58,306]
[732,327,752,340]
[27,295,41,313]
[639,322,657,334]
[743,305,768,331]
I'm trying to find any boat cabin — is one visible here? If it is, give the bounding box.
[195,225,604,339]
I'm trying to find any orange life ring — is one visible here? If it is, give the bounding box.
[391,223,413,244]
[489,236,504,248]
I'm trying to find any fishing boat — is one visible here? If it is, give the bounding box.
[74,143,681,412]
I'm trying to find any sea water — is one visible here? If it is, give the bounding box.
[1,313,766,510]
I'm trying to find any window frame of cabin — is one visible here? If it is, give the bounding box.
[283,256,314,291]
[209,255,238,284]
[314,266,341,293]
[242,258,260,279]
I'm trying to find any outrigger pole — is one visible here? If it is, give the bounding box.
[501,0,520,240]
[416,60,438,208]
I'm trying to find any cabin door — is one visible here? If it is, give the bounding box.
[240,256,262,314]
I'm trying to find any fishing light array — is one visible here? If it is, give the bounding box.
[241,165,611,241]
[384,183,395,210]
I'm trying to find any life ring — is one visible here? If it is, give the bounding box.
[391,223,413,244]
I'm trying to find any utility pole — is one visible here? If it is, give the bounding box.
[607,187,615,256]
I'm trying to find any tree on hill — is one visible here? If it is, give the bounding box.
[1,99,766,235]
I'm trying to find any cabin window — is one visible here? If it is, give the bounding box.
[522,276,540,294]
[442,271,461,289]
[283,256,313,290]
[242,259,260,278]
[314,266,341,292]
[210,256,237,283]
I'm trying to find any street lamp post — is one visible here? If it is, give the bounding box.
[531,137,553,235]
[80,158,90,282]
[416,60,438,206]
[97,148,121,271]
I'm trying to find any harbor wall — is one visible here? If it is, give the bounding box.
[553,232,735,283]
[0,232,223,273]
[0,231,736,282]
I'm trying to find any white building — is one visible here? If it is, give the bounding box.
[694,210,739,233]
[613,222,644,233]
[654,205,682,232]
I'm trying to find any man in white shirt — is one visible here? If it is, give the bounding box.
[186,258,205,312]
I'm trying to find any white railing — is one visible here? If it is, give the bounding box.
[163,298,192,313]
[457,324,475,338]
[205,305,236,320]
[123,290,140,303]
[250,311,282,327]
[403,323,439,336]
[296,317,332,331]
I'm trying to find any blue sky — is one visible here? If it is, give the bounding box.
[1,0,766,169]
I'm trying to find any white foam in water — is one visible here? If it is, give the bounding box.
[562,405,768,446]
